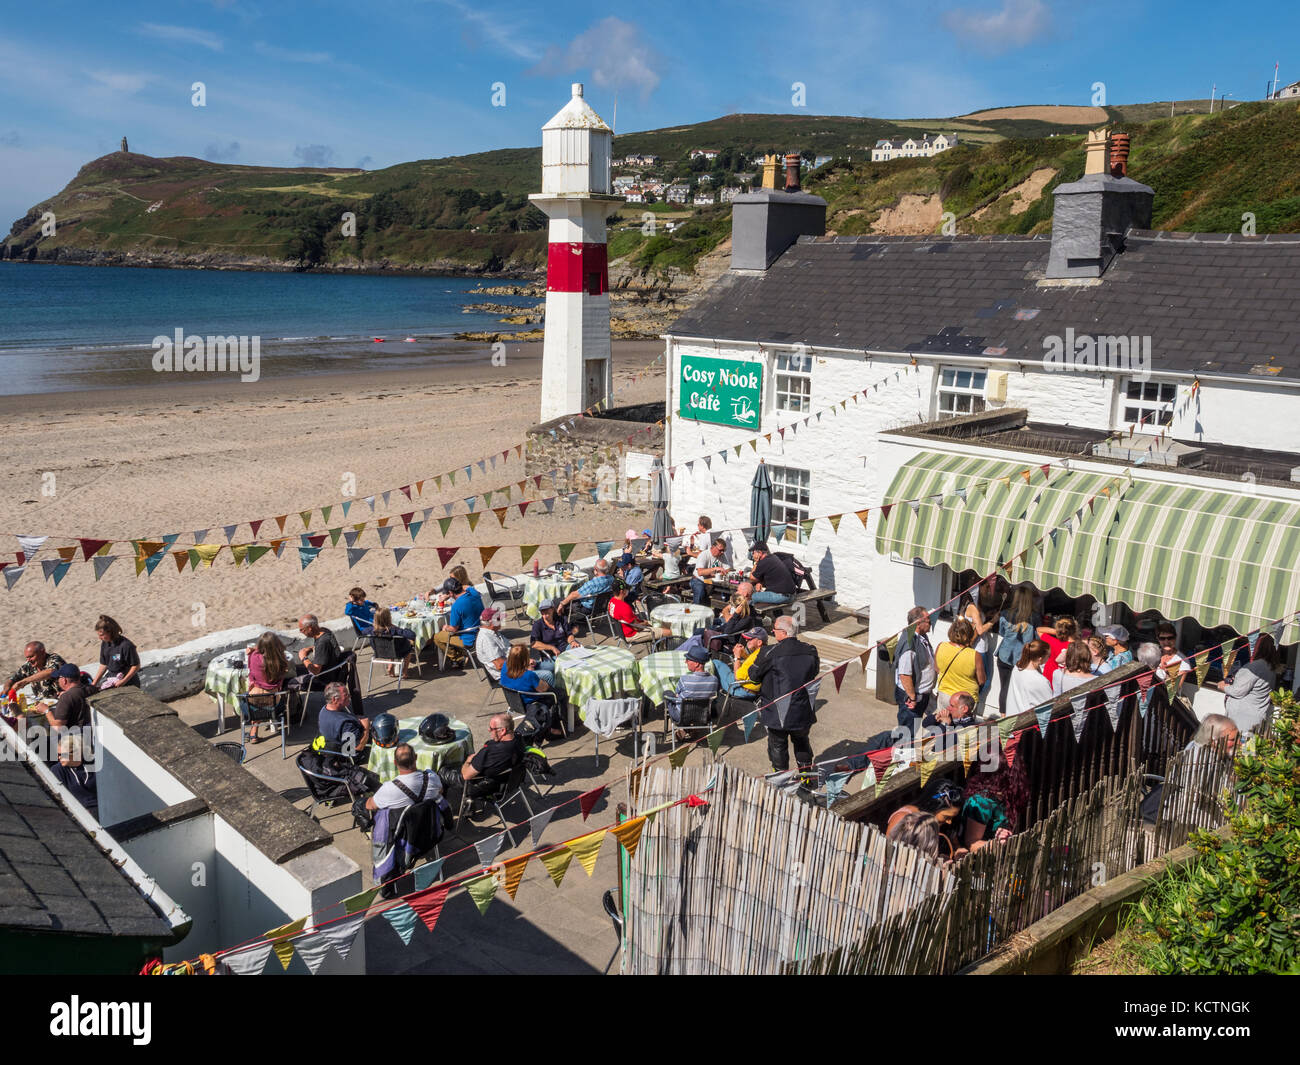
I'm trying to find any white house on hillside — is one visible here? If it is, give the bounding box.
[871,133,959,161]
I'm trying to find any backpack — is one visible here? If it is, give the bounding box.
[772,551,816,591]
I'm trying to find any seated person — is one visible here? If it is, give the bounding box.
[1141,714,1239,823]
[432,578,482,668]
[712,626,768,699]
[90,615,141,689]
[476,606,512,672]
[615,553,644,602]
[885,808,943,861]
[608,582,654,644]
[245,632,293,744]
[921,690,978,752]
[664,646,720,732]
[317,682,370,761]
[748,542,797,606]
[296,614,348,677]
[40,663,93,733]
[557,559,615,620]
[52,730,98,816]
[365,743,448,817]
[958,744,1029,853]
[345,587,378,634]
[499,645,561,737]
[530,599,581,662]
[370,607,417,677]
[709,592,758,652]
[689,536,734,605]
[461,714,524,817]
[920,780,967,861]
[6,641,69,704]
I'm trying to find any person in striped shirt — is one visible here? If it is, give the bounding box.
[665,645,720,731]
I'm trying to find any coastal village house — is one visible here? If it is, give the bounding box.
[693,192,716,206]
[1268,79,1300,99]
[690,148,720,160]
[663,130,1300,709]
[871,133,959,161]
[665,183,690,204]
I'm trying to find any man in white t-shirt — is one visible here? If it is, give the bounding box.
[366,744,443,813]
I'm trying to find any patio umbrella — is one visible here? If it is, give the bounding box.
[650,457,673,547]
[749,460,772,546]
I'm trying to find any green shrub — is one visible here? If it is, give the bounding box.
[1135,690,1300,974]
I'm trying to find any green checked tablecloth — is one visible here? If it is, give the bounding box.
[523,574,584,619]
[203,649,298,735]
[650,602,714,639]
[637,651,696,707]
[366,716,473,782]
[553,646,640,715]
[387,604,449,651]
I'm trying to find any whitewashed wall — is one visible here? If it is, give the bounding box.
[1177,379,1300,453]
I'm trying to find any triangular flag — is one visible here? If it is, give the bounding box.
[380,902,419,945]
[609,817,647,859]
[91,556,116,581]
[1194,655,1211,688]
[412,860,444,890]
[475,831,506,866]
[171,551,189,573]
[539,847,573,888]
[499,856,529,900]
[669,745,691,768]
[321,505,333,524]
[529,805,555,846]
[247,545,271,565]
[567,830,605,877]
[464,874,499,916]
[328,527,343,547]
[707,729,723,755]
[193,544,222,568]
[230,544,248,566]
[437,547,458,567]
[341,500,352,518]
[800,519,815,539]
[222,941,275,976]
[479,545,499,569]
[832,662,848,692]
[346,547,368,569]
[376,526,394,548]
[519,545,539,569]
[267,916,307,970]
[558,543,576,563]
[408,521,423,541]
[466,513,481,532]
[274,515,288,533]
[392,547,410,568]
[406,883,452,932]
[300,913,367,971]
[742,711,758,742]
[578,784,606,821]
[828,514,842,533]
[437,517,453,536]
[517,501,531,518]
[78,538,110,561]
[300,510,312,530]
[399,485,412,501]
[298,547,320,570]
[53,545,76,563]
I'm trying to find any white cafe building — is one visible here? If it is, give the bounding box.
[661,133,1300,707]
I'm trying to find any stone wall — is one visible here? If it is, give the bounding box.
[526,406,665,510]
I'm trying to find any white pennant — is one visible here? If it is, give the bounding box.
[222,941,275,976]
[475,830,506,866]
[529,805,556,846]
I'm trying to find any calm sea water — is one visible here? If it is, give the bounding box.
[0,262,535,395]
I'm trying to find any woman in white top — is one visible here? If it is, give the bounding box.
[1217,633,1279,740]
[1051,641,1096,697]
[1005,639,1055,718]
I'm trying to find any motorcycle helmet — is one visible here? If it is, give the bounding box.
[419,713,453,745]
[371,712,399,749]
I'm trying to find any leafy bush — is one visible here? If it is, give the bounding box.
[1136,690,1300,974]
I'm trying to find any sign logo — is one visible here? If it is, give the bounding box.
[679,356,763,430]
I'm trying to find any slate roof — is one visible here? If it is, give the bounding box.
[667,230,1300,381]
[0,759,173,939]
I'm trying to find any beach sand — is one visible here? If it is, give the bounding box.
[0,339,665,677]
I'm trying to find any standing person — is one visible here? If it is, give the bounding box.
[1036,615,1077,684]
[1096,625,1133,675]
[685,516,714,560]
[962,577,1001,695]
[1087,635,1107,674]
[1217,633,1279,740]
[933,617,985,713]
[1005,640,1054,718]
[747,541,796,607]
[748,615,820,773]
[894,606,936,731]
[995,586,1040,715]
[1051,641,1096,697]
[89,615,141,689]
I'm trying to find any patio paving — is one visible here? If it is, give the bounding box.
[168,604,898,973]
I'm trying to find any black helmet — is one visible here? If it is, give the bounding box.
[419,713,453,745]
[371,713,399,749]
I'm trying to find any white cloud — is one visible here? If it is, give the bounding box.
[254,41,333,64]
[137,23,225,52]
[85,70,154,94]
[529,17,661,101]
[435,0,541,62]
[942,0,1051,54]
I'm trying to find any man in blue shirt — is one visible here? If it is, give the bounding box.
[558,559,615,622]
[433,577,483,669]
[317,682,370,762]
[664,646,720,731]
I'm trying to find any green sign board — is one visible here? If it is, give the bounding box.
[679,355,763,430]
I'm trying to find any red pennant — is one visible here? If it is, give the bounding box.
[1004,731,1022,767]
[307,534,327,548]
[867,748,894,772]
[518,502,530,517]
[879,503,894,521]
[686,794,709,808]
[400,511,415,529]
[437,547,458,567]
[832,663,848,692]
[533,475,542,490]
[578,785,607,821]
[249,520,263,538]
[1039,464,1051,482]
[399,485,412,500]
[408,884,451,932]
[78,538,110,561]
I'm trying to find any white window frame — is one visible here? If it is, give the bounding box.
[769,464,811,544]
[935,366,988,418]
[773,350,813,413]
[1119,378,1176,429]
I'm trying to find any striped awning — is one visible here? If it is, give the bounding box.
[876,451,1300,641]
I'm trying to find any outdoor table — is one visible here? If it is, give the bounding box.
[202,648,292,736]
[366,715,473,782]
[387,598,450,652]
[650,602,714,639]
[636,650,711,707]
[553,646,639,733]
[523,573,584,619]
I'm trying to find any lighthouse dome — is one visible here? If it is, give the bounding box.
[540,83,612,195]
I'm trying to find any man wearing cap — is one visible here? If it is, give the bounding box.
[475,607,513,672]
[433,577,482,669]
[615,552,644,603]
[689,536,734,605]
[531,599,580,660]
[748,541,796,606]
[40,663,93,732]
[1096,625,1134,675]
[664,645,720,729]
[712,627,768,700]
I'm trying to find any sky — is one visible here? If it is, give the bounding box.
[1,0,1297,225]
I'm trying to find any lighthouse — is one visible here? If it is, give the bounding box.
[530,83,622,423]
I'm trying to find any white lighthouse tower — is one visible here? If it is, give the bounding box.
[530,83,622,423]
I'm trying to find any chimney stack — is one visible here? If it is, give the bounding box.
[784,154,802,192]
[1045,128,1153,280]
[761,154,780,190]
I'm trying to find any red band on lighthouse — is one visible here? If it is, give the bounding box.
[547,242,607,295]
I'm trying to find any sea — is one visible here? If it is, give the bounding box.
[0,262,537,395]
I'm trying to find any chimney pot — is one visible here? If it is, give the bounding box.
[1109,133,1130,178]
[784,153,801,192]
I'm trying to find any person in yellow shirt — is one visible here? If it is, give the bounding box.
[716,626,768,699]
[934,617,985,712]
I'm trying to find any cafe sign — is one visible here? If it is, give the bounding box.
[679,355,763,430]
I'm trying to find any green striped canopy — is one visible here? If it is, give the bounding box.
[876,452,1300,641]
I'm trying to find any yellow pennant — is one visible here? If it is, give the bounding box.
[501,856,529,900]
[464,873,498,915]
[493,506,509,527]
[466,512,481,532]
[855,509,870,528]
[230,544,248,566]
[608,816,647,859]
[299,510,312,530]
[539,847,573,888]
[267,916,307,970]
[567,830,605,877]
[193,544,222,568]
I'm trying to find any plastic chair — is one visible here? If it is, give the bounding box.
[237,690,292,759]
[472,651,507,709]
[296,749,366,820]
[502,684,566,742]
[214,741,246,765]
[664,694,717,750]
[347,615,373,653]
[566,590,614,638]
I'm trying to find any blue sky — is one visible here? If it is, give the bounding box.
[1,0,1296,225]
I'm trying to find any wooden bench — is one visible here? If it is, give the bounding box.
[644,575,692,593]
[752,587,836,624]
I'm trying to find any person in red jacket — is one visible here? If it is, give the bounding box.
[1036,615,1077,684]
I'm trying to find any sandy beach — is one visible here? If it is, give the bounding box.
[0,339,665,678]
